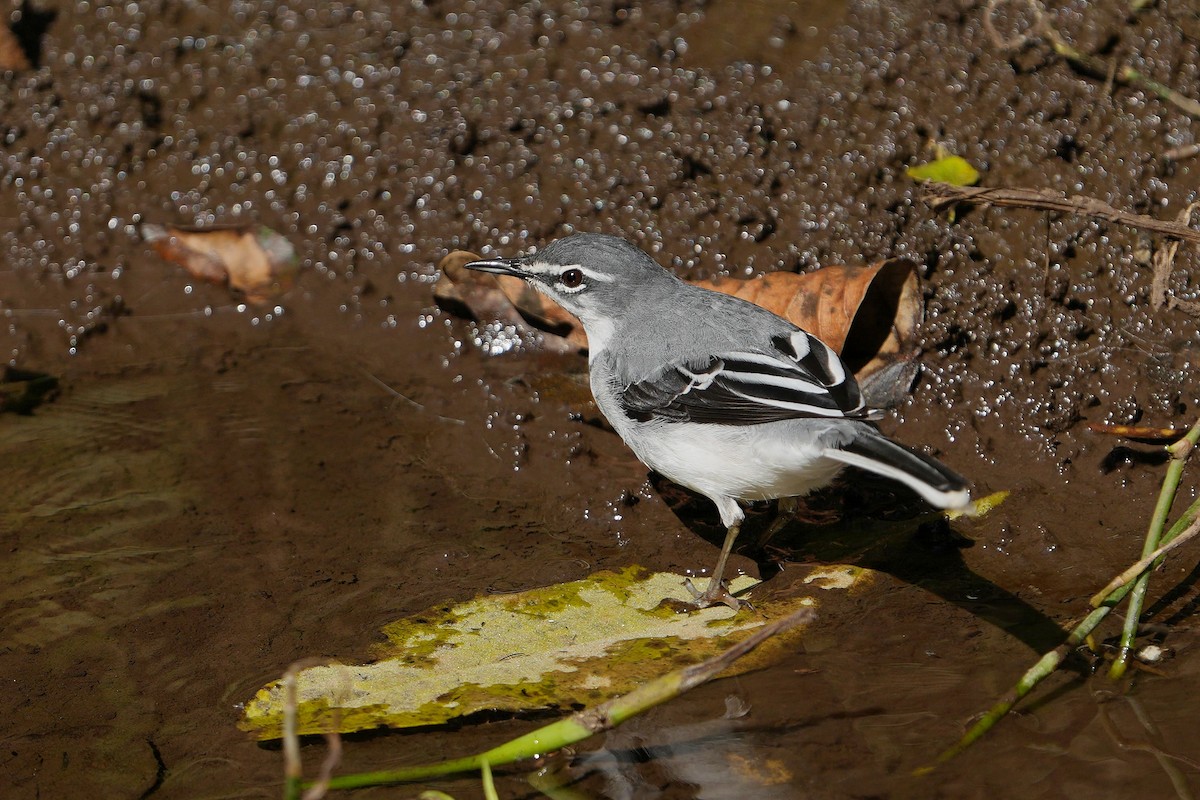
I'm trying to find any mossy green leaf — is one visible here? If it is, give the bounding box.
[239,565,869,739]
[906,155,981,186]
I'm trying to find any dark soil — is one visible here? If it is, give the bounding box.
[2,0,1199,797]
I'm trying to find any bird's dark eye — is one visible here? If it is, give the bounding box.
[560,268,584,288]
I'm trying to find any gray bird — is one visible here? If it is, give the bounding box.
[467,233,971,609]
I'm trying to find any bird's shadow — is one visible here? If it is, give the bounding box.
[649,471,1070,656]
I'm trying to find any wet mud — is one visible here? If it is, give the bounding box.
[2,0,1199,797]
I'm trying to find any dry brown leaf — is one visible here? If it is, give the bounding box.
[436,252,923,396]
[0,25,31,71]
[433,251,580,353]
[695,259,922,383]
[1086,422,1188,444]
[142,223,298,305]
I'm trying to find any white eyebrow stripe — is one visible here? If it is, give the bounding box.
[525,261,616,283]
[524,260,568,276]
[579,267,615,283]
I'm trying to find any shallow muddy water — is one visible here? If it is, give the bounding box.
[2,0,1200,797]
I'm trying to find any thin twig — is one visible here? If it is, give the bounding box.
[1165,143,1200,161]
[1168,298,1200,318]
[1087,422,1189,443]
[1152,202,1200,309]
[282,659,349,800]
[304,730,344,800]
[1090,516,1200,607]
[983,0,1200,118]
[921,184,1200,246]
[361,368,466,426]
[982,0,1042,50]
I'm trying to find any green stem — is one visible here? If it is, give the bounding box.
[921,605,1109,769]
[1043,23,1200,119]
[1109,421,1200,679]
[1090,515,1200,606]
[527,766,592,800]
[318,608,814,791]
[283,670,303,800]
[1120,67,1200,118]
[921,426,1200,770]
[481,760,498,800]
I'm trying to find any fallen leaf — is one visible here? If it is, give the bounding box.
[946,489,1009,521]
[906,154,981,186]
[434,251,581,353]
[0,24,31,71]
[696,259,922,385]
[142,223,298,305]
[437,252,924,402]
[239,565,867,739]
[1086,422,1189,444]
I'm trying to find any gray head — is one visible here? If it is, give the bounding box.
[465,233,679,329]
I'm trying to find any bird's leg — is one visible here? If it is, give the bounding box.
[684,521,752,611]
[757,496,800,548]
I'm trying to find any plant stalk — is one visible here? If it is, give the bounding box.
[1109,421,1200,679]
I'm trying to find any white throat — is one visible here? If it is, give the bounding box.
[580,312,615,358]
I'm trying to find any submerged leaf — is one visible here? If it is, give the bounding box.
[142,223,298,304]
[239,565,869,739]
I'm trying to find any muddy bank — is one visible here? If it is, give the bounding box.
[2,0,1199,797]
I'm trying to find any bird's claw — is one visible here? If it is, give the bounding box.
[683,578,754,612]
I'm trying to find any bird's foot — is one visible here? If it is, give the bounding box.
[683,578,754,612]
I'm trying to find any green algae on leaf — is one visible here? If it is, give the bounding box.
[239,565,868,739]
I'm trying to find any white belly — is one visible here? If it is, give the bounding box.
[618,417,845,503]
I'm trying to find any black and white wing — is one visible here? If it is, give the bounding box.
[617,330,881,425]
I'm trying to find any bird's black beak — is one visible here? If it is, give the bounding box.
[464,256,529,278]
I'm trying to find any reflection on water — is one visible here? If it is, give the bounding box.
[2,378,190,648]
[566,697,799,800]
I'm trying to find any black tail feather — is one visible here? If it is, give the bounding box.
[825,431,971,510]
[843,434,967,492]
